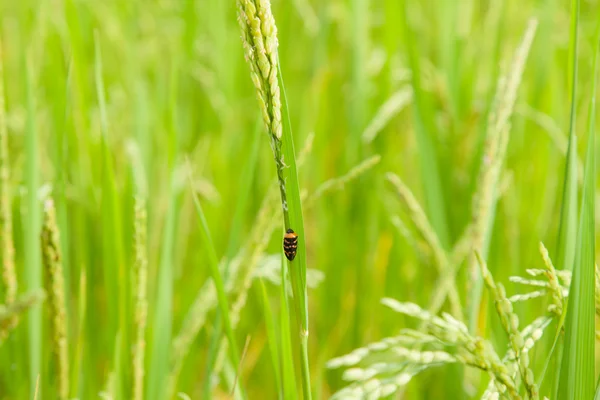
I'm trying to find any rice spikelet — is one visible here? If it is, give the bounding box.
[236,0,291,221]
[41,198,69,399]
[539,242,563,316]
[237,0,282,141]
[477,253,538,400]
[468,18,538,323]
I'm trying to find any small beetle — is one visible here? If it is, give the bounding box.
[283,229,298,261]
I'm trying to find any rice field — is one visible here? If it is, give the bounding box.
[0,0,599,399]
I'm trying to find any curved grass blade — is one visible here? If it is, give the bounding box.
[203,118,261,398]
[555,0,579,274]
[187,166,240,367]
[556,19,598,400]
[24,51,42,397]
[279,64,312,400]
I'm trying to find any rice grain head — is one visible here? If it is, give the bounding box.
[41,198,69,400]
[237,0,282,142]
[477,253,538,400]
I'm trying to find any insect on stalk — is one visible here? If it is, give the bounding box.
[283,229,298,261]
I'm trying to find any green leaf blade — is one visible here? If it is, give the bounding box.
[557,18,598,400]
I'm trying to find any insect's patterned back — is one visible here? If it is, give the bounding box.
[283,229,298,261]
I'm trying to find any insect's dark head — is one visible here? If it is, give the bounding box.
[286,228,295,234]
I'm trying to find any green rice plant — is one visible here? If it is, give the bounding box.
[167,185,279,398]
[236,0,311,397]
[556,20,598,399]
[328,294,553,399]
[210,203,280,385]
[477,253,538,399]
[2,1,600,398]
[386,173,463,318]
[555,0,580,275]
[327,261,557,399]
[168,131,375,396]
[166,134,317,397]
[41,198,69,399]
[467,19,538,332]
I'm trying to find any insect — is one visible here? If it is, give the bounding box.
[283,228,299,261]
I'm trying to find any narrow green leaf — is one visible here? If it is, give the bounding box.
[555,0,579,274]
[94,33,128,398]
[280,253,298,400]
[24,51,42,397]
[147,58,181,400]
[400,0,450,247]
[557,21,597,400]
[203,118,261,398]
[146,170,181,400]
[279,65,312,400]
[550,1,581,397]
[187,167,240,367]
[258,280,283,398]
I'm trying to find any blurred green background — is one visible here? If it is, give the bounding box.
[0,0,599,398]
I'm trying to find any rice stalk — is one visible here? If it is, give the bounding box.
[330,298,521,399]
[167,183,279,397]
[557,20,598,398]
[207,152,381,386]
[539,242,564,317]
[237,1,311,397]
[41,198,69,400]
[482,317,552,399]
[386,172,463,319]
[132,196,148,400]
[467,19,538,332]
[168,133,374,395]
[425,225,475,312]
[554,0,581,277]
[212,209,279,381]
[166,131,316,395]
[308,155,381,205]
[362,88,412,143]
[330,244,559,398]
[211,153,381,380]
[477,253,538,399]
[0,39,17,341]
